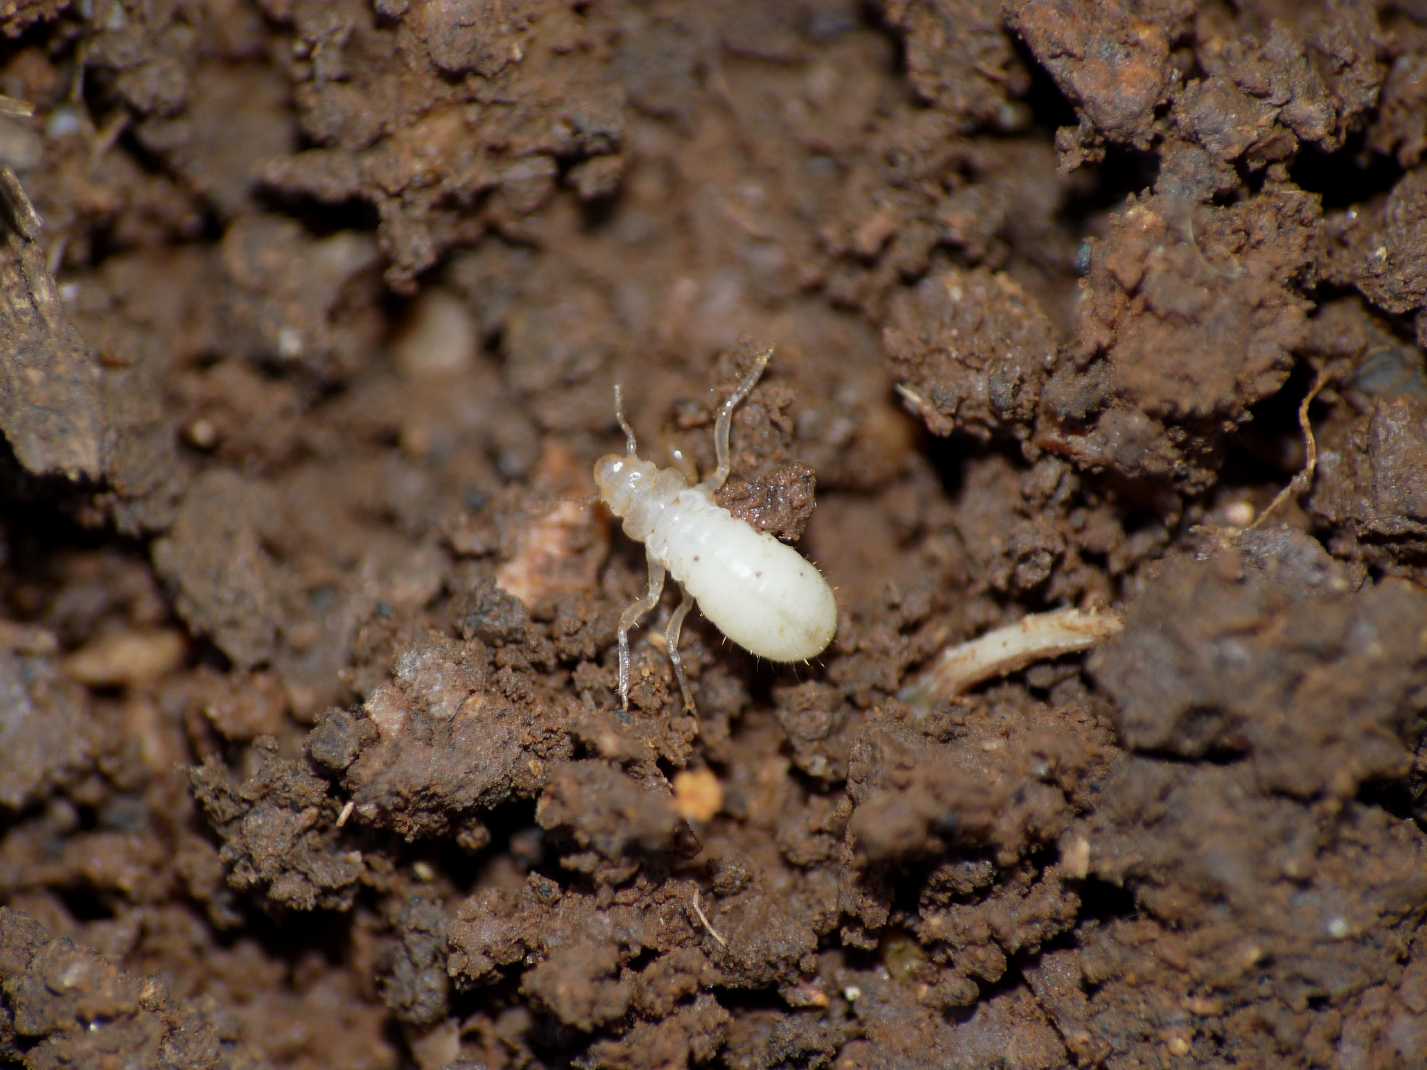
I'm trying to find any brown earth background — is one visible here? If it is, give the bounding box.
[2,1,1427,1067]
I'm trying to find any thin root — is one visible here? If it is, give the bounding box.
[691,889,727,948]
[898,606,1124,708]
[1250,368,1331,530]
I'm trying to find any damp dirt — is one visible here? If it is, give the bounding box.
[2,2,1426,1068]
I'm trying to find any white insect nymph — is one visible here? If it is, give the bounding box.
[594,348,838,712]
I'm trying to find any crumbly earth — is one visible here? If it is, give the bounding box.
[2,2,1426,1068]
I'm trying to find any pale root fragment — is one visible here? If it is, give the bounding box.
[898,606,1124,706]
[62,628,186,688]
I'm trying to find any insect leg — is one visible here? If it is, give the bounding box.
[701,346,772,492]
[664,585,697,712]
[617,554,666,711]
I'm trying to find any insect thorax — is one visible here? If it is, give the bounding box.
[593,454,691,541]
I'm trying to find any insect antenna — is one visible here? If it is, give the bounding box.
[613,383,638,455]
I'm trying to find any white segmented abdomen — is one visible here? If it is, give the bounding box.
[646,488,837,662]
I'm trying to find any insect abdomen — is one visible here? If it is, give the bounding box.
[650,490,837,662]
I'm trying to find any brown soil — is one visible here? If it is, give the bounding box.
[2,2,1426,1068]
